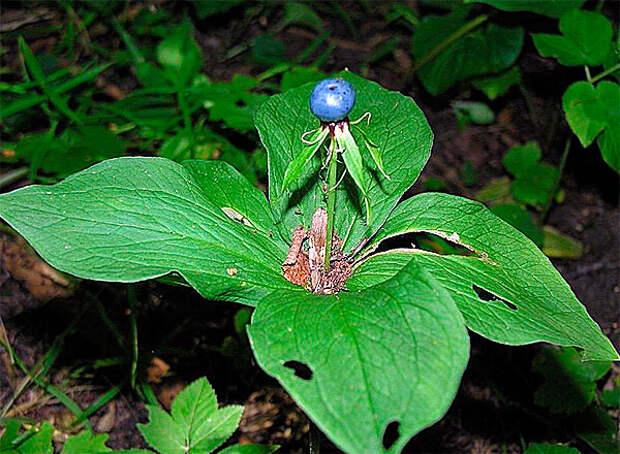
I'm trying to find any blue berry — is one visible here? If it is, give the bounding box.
[309,78,356,122]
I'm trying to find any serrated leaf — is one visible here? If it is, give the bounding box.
[524,443,580,454]
[61,431,111,454]
[248,259,469,454]
[412,10,524,95]
[465,0,585,18]
[139,405,186,454]
[0,157,294,307]
[563,81,620,172]
[255,70,432,252]
[533,347,611,414]
[472,66,520,100]
[139,377,243,454]
[532,9,613,66]
[349,192,619,361]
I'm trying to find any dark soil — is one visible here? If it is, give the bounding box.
[0,2,618,453]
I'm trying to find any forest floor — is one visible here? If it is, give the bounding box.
[1,2,618,453]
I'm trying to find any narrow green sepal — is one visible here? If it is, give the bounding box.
[353,124,390,180]
[281,128,329,195]
[338,128,371,222]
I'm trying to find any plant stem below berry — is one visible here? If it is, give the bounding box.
[324,138,338,272]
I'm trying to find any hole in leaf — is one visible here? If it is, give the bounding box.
[382,421,400,449]
[283,360,313,380]
[235,99,247,108]
[473,285,518,311]
[374,232,476,256]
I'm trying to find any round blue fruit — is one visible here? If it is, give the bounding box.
[309,78,356,122]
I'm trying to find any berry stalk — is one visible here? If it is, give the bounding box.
[324,138,338,272]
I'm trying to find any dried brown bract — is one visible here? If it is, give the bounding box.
[281,208,352,294]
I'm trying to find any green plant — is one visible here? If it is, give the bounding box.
[475,141,583,259]
[0,71,617,454]
[0,376,276,454]
[410,3,619,173]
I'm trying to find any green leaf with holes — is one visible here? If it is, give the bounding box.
[249,259,469,454]
[563,81,620,172]
[255,70,433,252]
[412,9,524,95]
[348,192,618,361]
[532,9,613,66]
[0,157,293,307]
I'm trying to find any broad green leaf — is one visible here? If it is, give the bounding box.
[412,10,524,95]
[255,70,432,253]
[524,444,580,454]
[542,226,583,259]
[183,160,279,240]
[532,9,613,66]
[472,66,520,100]
[248,259,469,454]
[350,192,619,361]
[0,157,294,307]
[139,377,243,454]
[563,81,620,172]
[156,22,202,87]
[465,0,585,18]
[532,347,610,414]
[218,445,279,454]
[9,422,53,454]
[61,431,111,454]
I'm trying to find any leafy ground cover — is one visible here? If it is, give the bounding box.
[1,1,618,453]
